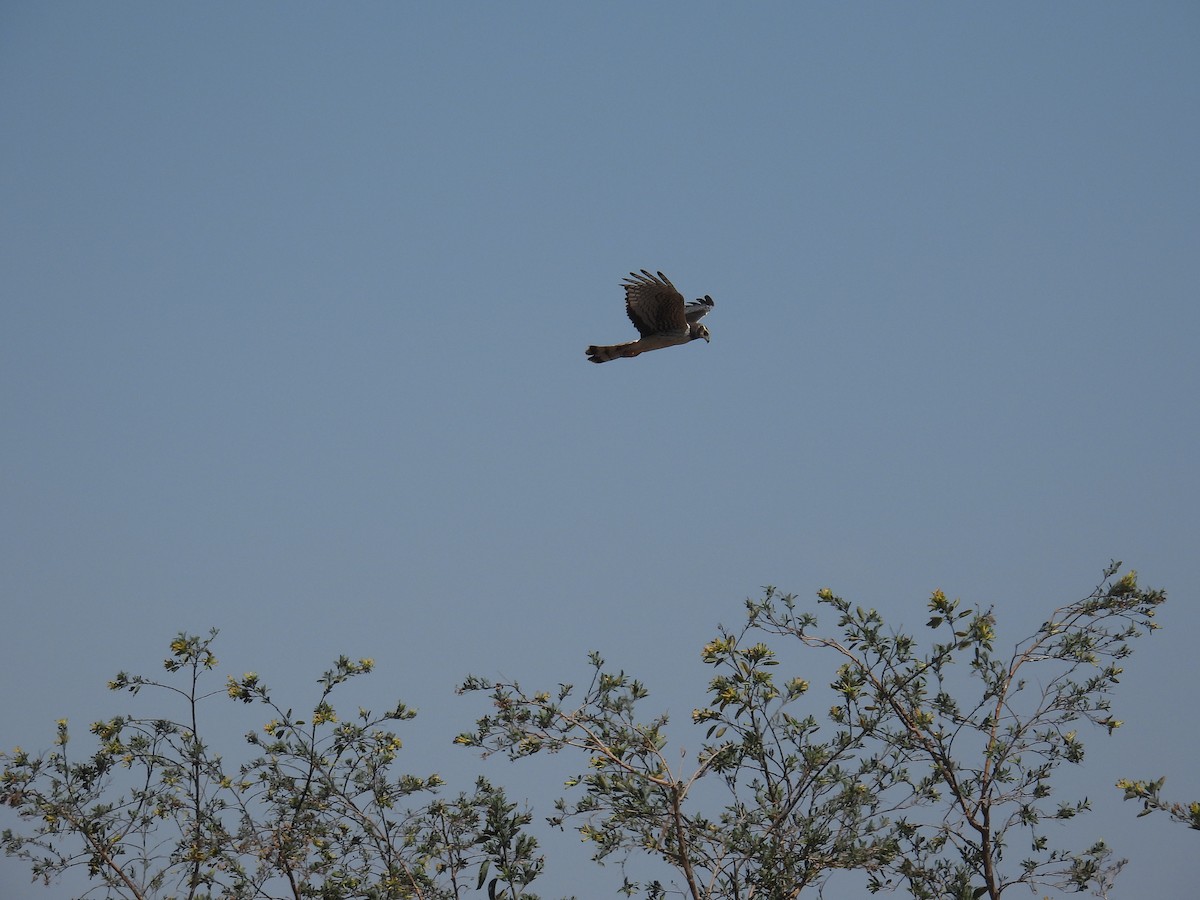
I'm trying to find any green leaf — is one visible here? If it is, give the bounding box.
[476,858,490,890]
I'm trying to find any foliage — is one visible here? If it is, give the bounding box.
[457,644,904,900]
[2,564,1167,900]
[456,563,1164,899]
[1117,778,1200,831]
[756,561,1162,900]
[1,630,543,900]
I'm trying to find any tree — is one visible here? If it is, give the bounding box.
[455,640,908,899]
[771,562,1162,900]
[456,563,1164,899]
[1,630,543,900]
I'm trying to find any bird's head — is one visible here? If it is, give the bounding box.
[691,323,711,343]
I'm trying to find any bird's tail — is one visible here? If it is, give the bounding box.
[585,341,642,363]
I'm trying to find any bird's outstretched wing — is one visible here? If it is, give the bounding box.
[622,270,688,337]
[684,295,715,324]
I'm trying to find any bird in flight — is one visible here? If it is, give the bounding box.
[586,270,714,364]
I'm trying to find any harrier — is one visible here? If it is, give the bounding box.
[586,270,714,364]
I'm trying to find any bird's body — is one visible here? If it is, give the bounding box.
[586,270,714,363]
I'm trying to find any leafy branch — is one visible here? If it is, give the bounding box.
[1117,778,1200,831]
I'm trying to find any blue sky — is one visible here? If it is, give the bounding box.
[2,3,1197,896]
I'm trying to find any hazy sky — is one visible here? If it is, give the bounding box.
[2,3,1197,897]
